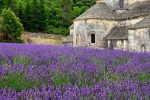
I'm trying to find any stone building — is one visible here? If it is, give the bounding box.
[63,0,150,52]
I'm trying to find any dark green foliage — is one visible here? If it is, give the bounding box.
[0,9,24,40]
[13,55,31,66]
[23,0,48,32]
[0,38,24,43]
[139,73,150,81]
[0,73,41,92]
[22,0,32,31]
[53,74,69,88]
[0,0,95,36]
[17,1,24,23]
[38,0,48,31]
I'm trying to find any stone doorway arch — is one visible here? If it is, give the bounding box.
[109,40,117,50]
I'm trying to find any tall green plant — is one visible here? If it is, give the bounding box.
[0,9,24,39]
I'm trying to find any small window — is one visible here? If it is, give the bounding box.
[76,33,80,45]
[119,0,124,8]
[91,34,95,43]
[141,44,146,52]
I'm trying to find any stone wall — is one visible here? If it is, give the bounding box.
[128,0,147,6]
[121,17,144,26]
[22,32,63,39]
[70,29,74,35]
[21,32,65,46]
[28,38,63,46]
[108,39,128,50]
[128,28,150,52]
[73,19,118,48]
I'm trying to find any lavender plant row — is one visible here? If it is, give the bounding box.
[0,43,149,100]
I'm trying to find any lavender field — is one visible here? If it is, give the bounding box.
[0,43,149,100]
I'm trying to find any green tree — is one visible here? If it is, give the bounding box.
[17,1,25,22]
[46,1,68,35]
[70,6,83,19]
[23,0,48,32]
[73,0,95,7]
[2,0,20,15]
[37,0,48,31]
[58,0,74,21]
[0,0,95,36]
[22,0,32,31]
[0,9,24,40]
[30,0,40,31]
[0,0,5,13]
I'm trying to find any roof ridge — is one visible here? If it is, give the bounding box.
[74,1,150,21]
[74,2,117,21]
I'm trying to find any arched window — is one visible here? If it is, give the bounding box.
[141,44,146,52]
[76,33,80,45]
[91,34,95,43]
[119,0,124,8]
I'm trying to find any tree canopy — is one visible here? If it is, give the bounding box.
[0,0,95,36]
[0,9,24,40]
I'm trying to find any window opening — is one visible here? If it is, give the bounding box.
[91,34,95,43]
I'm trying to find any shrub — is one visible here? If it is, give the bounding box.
[0,9,24,40]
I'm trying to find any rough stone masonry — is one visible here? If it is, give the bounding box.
[63,0,150,52]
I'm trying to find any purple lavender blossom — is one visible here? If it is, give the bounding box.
[0,43,149,99]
